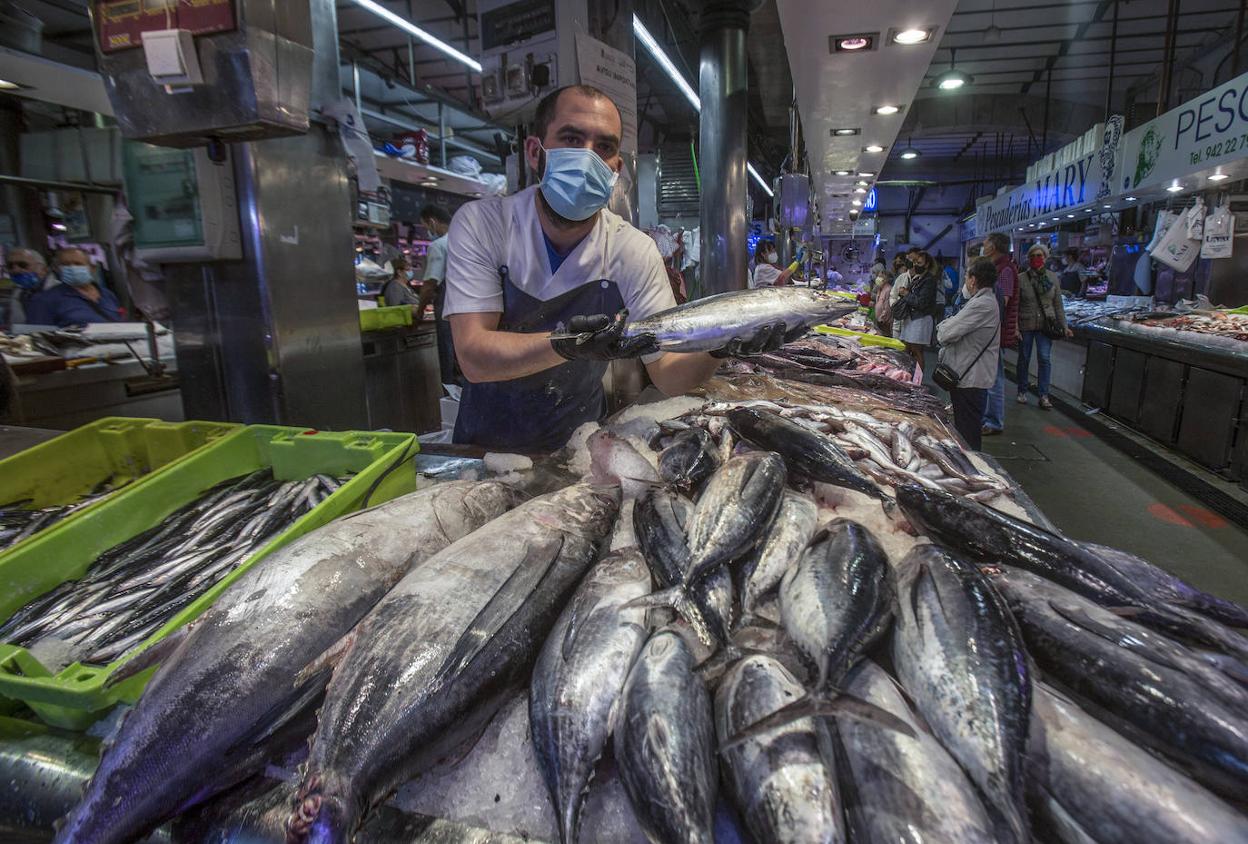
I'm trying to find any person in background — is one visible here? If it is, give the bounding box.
[1060,248,1091,297]
[871,264,894,337]
[418,204,457,387]
[979,232,1018,436]
[24,247,125,326]
[936,257,1001,450]
[1017,242,1072,409]
[381,255,421,310]
[888,253,911,318]
[3,247,48,325]
[750,241,798,288]
[825,265,844,287]
[894,250,938,362]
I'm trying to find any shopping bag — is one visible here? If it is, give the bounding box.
[1151,211,1201,272]
[1186,197,1206,240]
[1145,210,1178,252]
[1201,200,1235,259]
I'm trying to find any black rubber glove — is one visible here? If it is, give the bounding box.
[550,310,659,361]
[711,321,790,359]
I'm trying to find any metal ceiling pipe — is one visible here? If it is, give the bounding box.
[698,0,751,295]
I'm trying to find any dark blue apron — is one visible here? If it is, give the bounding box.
[453,265,626,452]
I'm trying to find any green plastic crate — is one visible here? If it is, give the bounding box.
[359,304,413,332]
[0,417,240,556]
[0,425,418,729]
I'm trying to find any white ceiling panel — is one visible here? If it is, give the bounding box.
[775,0,960,221]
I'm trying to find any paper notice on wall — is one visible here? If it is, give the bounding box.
[576,32,638,154]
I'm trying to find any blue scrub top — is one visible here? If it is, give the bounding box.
[24,284,125,327]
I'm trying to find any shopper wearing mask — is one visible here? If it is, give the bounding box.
[979,232,1019,436]
[1060,248,1091,297]
[1017,243,1071,409]
[3,247,48,325]
[443,84,756,451]
[893,251,938,362]
[381,255,421,310]
[24,248,124,326]
[936,258,1001,450]
[751,242,799,288]
[417,205,459,386]
[872,266,894,337]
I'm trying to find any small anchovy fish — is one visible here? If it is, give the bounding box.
[623,287,856,353]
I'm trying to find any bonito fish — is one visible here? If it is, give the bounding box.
[54,481,519,844]
[530,549,652,844]
[1029,683,1248,844]
[891,543,1032,844]
[739,492,818,615]
[623,287,856,353]
[288,483,619,843]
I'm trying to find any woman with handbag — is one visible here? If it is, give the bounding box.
[895,251,939,362]
[935,258,1001,450]
[1017,243,1072,409]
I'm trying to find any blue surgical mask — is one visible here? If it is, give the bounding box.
[8,271,40,290]
[60,265,94,287]
[538,146,618,222]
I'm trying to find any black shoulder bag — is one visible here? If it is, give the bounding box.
[933,328,995,392]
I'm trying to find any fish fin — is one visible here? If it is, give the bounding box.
[437,535,564,680]
[622,587,715,647]
[103,620,198,689]
[1105,606,1145,617]
[734,612,781,631]
[720,690,914,751]
[224,672,329,758]
[291,630,359,689]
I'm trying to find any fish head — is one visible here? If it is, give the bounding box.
[895,485,1009,557]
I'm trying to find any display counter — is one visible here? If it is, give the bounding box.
[10,360,183,430]
[361,320,442,435]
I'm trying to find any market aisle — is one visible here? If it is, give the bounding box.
[979,398,1248,607]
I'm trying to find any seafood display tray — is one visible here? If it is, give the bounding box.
[0,425,418,729]
[0,418,240,556]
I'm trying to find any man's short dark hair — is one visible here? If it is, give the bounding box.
[1065,248,1080,260]
[420,205,451,225]
[969,257,998,288]
[986,232,1011,255]
[533,84,620,141]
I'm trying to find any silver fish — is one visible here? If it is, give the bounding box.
[615,628,718,844]
[530,548,652,844]
[288,483,619,843]
[685,452,787,582]
[624,287,856,353]
[1029,683,1248,844]
[835,660,996,844]
[715,655,845,844]
[54,481,518,844]
[891,543,1032,844]
[588,429,659,500]
[740,492,819,616]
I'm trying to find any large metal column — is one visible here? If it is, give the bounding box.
[168,0,367,427]
[698,0,751,295]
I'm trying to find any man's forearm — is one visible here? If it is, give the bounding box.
[645,352,720,396]
[452,323,565,383]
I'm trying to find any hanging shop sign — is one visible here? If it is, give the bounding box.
[975,116,1125,234]
[1121,69,1248,195]
[576,33,638,154]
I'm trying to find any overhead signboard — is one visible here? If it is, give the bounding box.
[1121,69,1248,194]
[976,116,1124,234]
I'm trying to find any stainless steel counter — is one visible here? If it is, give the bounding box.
[12,361,183,430]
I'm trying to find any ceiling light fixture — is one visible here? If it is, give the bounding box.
[984,0,1001,41]
[1066,213,1075,218]
[1126,196,1137,201]
[936,48,972,90]
[864,144,885,153]
[1103,204,1112,208]
[832,127,861,136]
[835,169,852,176]
[1208,172,1230,181]
[352,0,482,72]
[891,27,933,45]
[854,187,867,194]
[832,33,876,52]
[858,171,875,177]
[852,199,862,206]
[1166,183,1184,192]
[634,14,771,197]
[874,105,901,115]
[899,137,920,160]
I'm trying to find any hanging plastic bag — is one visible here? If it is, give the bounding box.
[1144,210,1177,252]
[1201,199,1235,259]
[1150,212,1201,272]
[1185,196,1206,240]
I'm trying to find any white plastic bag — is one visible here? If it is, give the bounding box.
[1201,200,1234,259]
[1186,197,1206,240]
[1150,213,1201,272]
[1145,210,1178,252]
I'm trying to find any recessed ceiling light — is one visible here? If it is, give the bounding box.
[892,27,933,45]
[856,180,869,186]
[833,34,876,52]
[1166,184,1184,192]
[1208,172,1229,181]
[852,199,862,206]
[1066,214,1075,218]
[1084,208,1092,212]
[0,79,19,90]
[832,127,861,136]
[854,187,868,194]
[1102,204,1111,208]
[857,171,875,177]
[1052,217,1060,221]
[874,105,901,115]
[1126,196,1137,201]
[864,145,885,153]
[834,169,851,176]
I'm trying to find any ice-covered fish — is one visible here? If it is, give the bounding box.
[54,481,519,844]
[739,492,818,616]
[623,287,856,353]
[287,483,619,843]
[530,549,652,844]
[685,451,787,582]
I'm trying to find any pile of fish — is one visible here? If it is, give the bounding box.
[1061,297,1147,326]
[0,477,130,552]
[1138,310,1248,343]
[0,469,342,667]
[40,406,1248,844]
[653,399,1011,502]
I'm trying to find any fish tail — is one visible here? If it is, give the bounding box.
[621,587,717,647]
[287,773,354,844]
[719,688,914,752]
